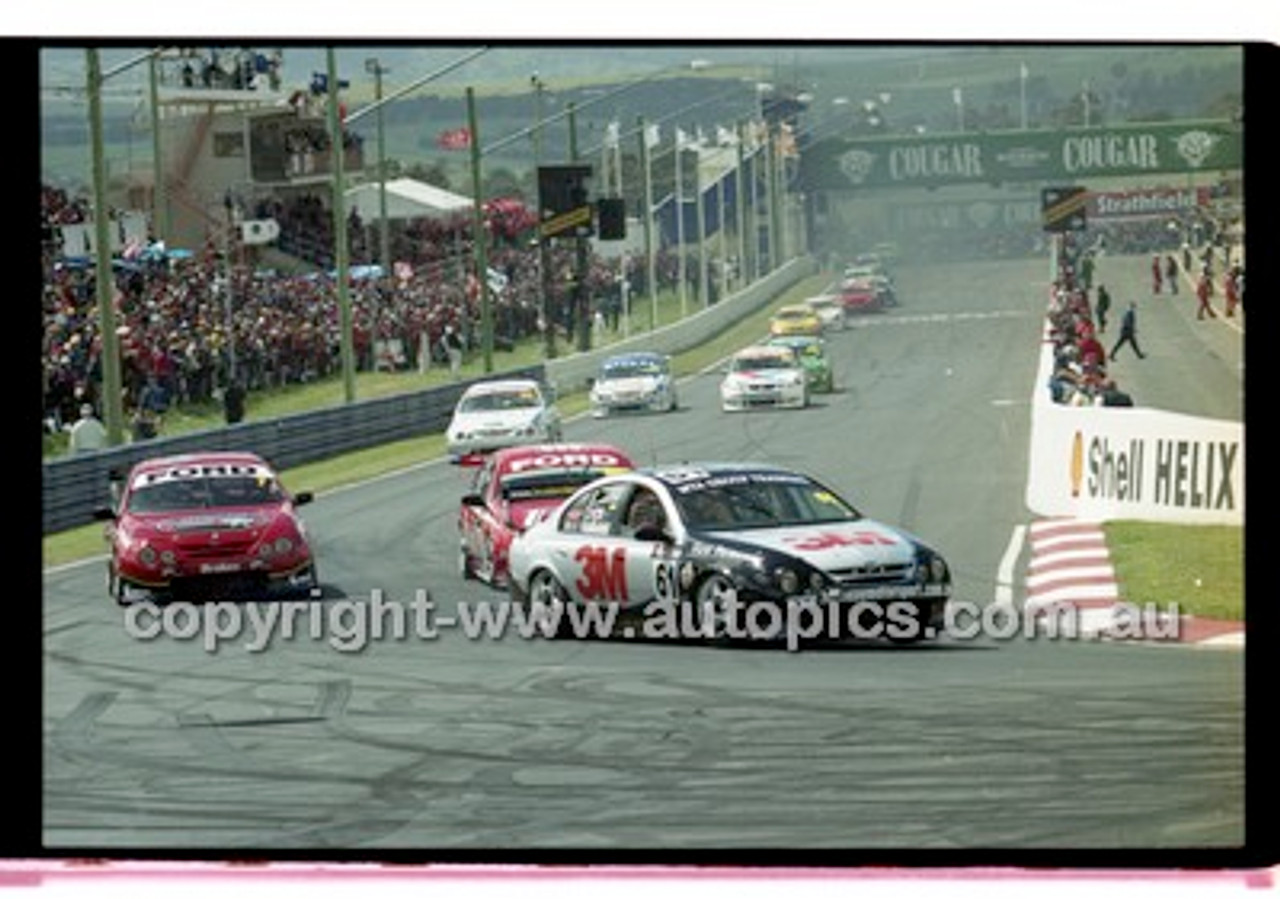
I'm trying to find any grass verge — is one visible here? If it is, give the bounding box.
[1104,521,1244,622]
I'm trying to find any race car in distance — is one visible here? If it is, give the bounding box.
[93,451,317,604]
[835,276,884,314]
[803,294,847,332]
[768,304,824,338]
[458,442,635,587]
[719,344,808,411]
[766,334,835,394]
[842,263,898,308]
[506,462,952,643]
[589,351,678,417]
[445,378,563,460]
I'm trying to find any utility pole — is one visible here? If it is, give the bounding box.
[735,120,747,292]
[326,48,356,403]
[467,86,493,372]
[568,103,591,353]
[365,58,392,296]
[694,140,708,308]
[638,115,656,332]
[532,74,556,359]
[147,54,167,243]
[675,130,687,317]
[86,48,124,445]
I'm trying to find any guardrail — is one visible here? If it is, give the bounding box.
[44,258,819,536]
[42,365,545,535]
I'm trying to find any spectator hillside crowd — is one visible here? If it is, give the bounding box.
[42,183,697,440]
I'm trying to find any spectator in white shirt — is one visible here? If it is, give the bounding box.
[68,404,107,453]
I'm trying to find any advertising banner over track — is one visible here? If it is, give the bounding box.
[801,120,1241,192]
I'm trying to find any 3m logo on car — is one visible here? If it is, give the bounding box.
[574,545,627,601]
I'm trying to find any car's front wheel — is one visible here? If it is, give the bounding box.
[692,573,739,643]
[458,541,476,580]
[107,564,127,606]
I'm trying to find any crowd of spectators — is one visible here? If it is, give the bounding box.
[42,183,699,441]
[174,48,283,93]
[1044,235,1135,408]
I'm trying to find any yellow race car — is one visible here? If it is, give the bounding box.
[768,304,824,337]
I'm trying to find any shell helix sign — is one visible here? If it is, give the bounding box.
[1030,406,1243,525]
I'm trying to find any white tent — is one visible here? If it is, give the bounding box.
[344,177,472,223]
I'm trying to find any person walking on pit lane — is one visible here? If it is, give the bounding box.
[1110,302,1146,361]
[1196,273,1218,320]
[1151,255,1163,295]
[1165,255,1180,295]
[1223,266,1241,318]
[1095,284,1112,334]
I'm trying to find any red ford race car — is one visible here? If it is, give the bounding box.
[457,443,634,588]
[94,451,318,604]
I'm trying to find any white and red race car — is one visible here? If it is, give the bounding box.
[457,442,635,587]
[506,462,952,643]
[719,345,809,412]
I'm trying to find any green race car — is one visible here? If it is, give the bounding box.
[766,335,834,394]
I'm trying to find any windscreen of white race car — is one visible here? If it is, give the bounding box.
[458,387,543,412]
[669,472,863,531]
[730,353,797,373]
[599,358,666,379]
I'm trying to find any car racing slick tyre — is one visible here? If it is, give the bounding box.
[692,573,739,645]
[523,568,571,639]
[459,542,477,581]
[294,563,322,598]
[107,565,129,606]
[884,601,935,644]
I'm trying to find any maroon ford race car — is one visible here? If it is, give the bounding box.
[95,451,318,604]
[457,442,635,588]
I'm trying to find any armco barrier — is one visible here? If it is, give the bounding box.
[42,365,545,535]
[546,257,819,392]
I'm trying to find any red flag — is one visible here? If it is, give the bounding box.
[436,127,472,151]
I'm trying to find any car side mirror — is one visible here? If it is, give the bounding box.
[293,491,314,506]
[92,506,116,522]
[461,493,486,508]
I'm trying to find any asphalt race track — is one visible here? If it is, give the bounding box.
[42,253,1246,852]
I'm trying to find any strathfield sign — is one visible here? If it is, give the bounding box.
[1088,186,1213,220]
[801,120,1241,191]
